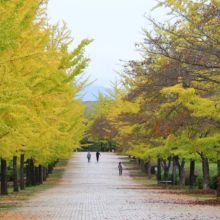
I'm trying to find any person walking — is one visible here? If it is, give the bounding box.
[118,162,123,176]
[87,152,91,162]
[96,151,101,162]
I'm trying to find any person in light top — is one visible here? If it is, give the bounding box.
[118,162,123,176]
[87,152,91,162]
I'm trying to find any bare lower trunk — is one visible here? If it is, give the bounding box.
[39,165,42,184]
[13,156,19,192]
[35,167,39,185]
[1,159,8,195]
[172,156,177,185]
[43,167,47,181]
[48,164,51,174]
[46,168,49,178]
[164,167,169,181]
[179,166,185,186]
[101,142,103,151]
[135,159,138,165]
[202,157,209,190]
[162,157,171,181]
[176,157,185,186]
[140,160,145,171]
[146,158,151,179]
[20,154,25,190]
[48,164,52,174]
[157,158,161,183]
[30,159,36,186]
[217,160,220,197]
[26,159,31,187]
[189,160,195,189]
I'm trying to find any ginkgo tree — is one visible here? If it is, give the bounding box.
[0,0,92,195]
[95,0,220,196]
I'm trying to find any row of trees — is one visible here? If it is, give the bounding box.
[87,0,220,196]
[0,0,91,194]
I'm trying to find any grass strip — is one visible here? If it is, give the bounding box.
[0,205,16,208]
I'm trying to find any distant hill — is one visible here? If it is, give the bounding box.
[78,85,109,101]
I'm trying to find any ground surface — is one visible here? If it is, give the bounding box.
[1,152,220,220]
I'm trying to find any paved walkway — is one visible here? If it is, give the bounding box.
[2,153,220,219]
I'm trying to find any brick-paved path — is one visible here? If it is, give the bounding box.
[2,152,220,220]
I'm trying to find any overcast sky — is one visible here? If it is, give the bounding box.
[47,0,168,89]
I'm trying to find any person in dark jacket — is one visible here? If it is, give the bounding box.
[96,151,101,162]
[118,162,123,176]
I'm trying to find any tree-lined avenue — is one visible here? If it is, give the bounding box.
[1,153,220,219]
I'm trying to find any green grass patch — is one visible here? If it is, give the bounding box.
[188,194,216,198]
[124,164,139,167]
[46,178,60,182]
[0,205,16,208]
[123,161,136,164]
[25,184,54,190]
[142,181,158,186]
[129,170,147,175]
[52,169,65,172]
[9,193,34,197]
[134,177,149,180]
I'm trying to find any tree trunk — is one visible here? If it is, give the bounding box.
[13,156,19,192]
[109,142,112,151]
[26,159,31,187]
[176,158,185,186]
[35,167,39,185]
[146,158,151,179]
[172,156,177,185]
[47,164,50,174]
[157,158,161,183]
[39,165,42,184]
[164,167,169,181]
[162,157,171,181]
[48,164,52,174]
[30,159,36,186]
[217,160,220,197]
[101,142,103,151]
[20,154,25,190]
[43,167,47,181]
[189,160,195,189]
[140,160,145,171]
[1,159,8,195]
[144,161,147,173]
[202,157,209,190]
[46,168,49,178]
